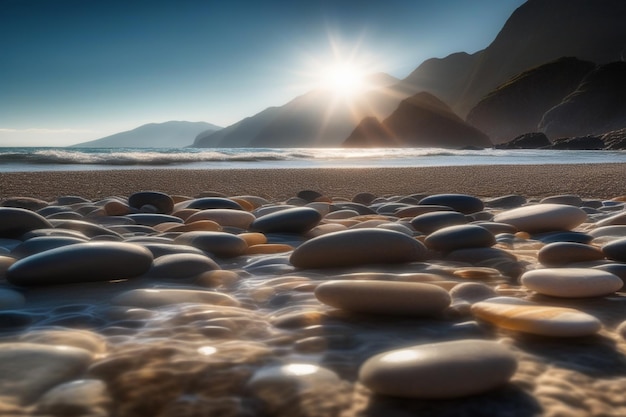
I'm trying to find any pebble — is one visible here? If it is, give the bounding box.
[147,253,221,278]
[472,297,602,336]
[521,268,622,298]
[0,343,93,404]
[111,288,240,308]
[418,193,484,214]
[174,231,248,258]
[19,329,107,355]
[424,224,495,252]
[10,236,87,259]
[34,379,112,416]
[290,228,427,269]
[128,191,174,214]
[6,242,154,286]
[410,211,468,234]
[359,339,517,399]
[315,280,451,316]
[602,237,626,262]
[251,207,322,234]
[537,242,605,266]
[186,209,256,229]
[0,207,52,238]
[493,204,587,233]
[178,197,243,210]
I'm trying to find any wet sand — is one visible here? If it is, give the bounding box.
[1,163,625,201]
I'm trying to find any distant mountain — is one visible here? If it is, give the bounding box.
[343,92,492,148]
[73,121,221,148]
[193,73,402,148]
[466,57,596,144]
[539,61,626,138]
[399,0,626,119]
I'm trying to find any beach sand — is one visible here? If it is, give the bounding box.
[1,164,626,416]
[1,163,625,201]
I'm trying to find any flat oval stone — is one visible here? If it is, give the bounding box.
[19,329,107,355]
[35,379,111,416]
[251,207,322,234]
[596,211,626,227]
[410,211,467,234]
[592,263,626,290]
[186,209,256,229]
[540,195,583,206]
[424,225,495,252]
[147,253,220,278]
[602,237,626,262]
[472,297,602,337]
[6,242,153,286]
[10,236,87,259]
[180,197,243,210]
[174,231,248,258]
[0,207,52,239]
[49,219,123,239]
[315,280,450,316]
[537,242,605,267]
[290,229,427,269]
[111,288,240,308]
[484,194,527,209]
[418,194,484,214]
[589,225,626,238]
[0,343,93,405]
[493,204,587,234]
[521,268,622,298]
[359,339,517,399]
[128,191,174,214]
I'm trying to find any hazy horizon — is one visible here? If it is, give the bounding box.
[1,0,525,146]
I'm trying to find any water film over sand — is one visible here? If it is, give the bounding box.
[0,165,626,416]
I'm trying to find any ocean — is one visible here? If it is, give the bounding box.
[0,147,625,172]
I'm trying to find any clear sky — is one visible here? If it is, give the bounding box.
[1,0,526,146]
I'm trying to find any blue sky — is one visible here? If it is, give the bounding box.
[1,0,526,146]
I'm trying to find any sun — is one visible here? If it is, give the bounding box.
[318,62,369,97]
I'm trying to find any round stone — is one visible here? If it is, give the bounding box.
[180,197,243,211]
[10,236,87,259]
[0,207,52,239]
[592,263,626,290]
[472,297,602,337]
[19,329,107,355]
[410,211,468,234]
[537,242,605,267]
[493,204,587,234]
[602,237,626,262]
[111,288,240,308]
[418,194,484,214]
[0,288,25,309]
[290,228,427,269]
[1,197,50,211]
[590,226,626,238]
[6,242,153,286]
[521,268,622,298]
[359,339,517,399]
[174,231,248,258]
[49,219,123,239]
[540,195,583,206]
[147,253,221,278]
[424,224,495,252]
[126,213,183,226]
[484,194,527,209]
[186,209,256,229]
[128,191,174,214]
[315,280,450,316]
[251,207,322,234]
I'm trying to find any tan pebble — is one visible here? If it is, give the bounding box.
[186,209,255,229]
[174,220,222,232]
[611,195,626,202]
[515,231,531,239]
[171,195,192,204]
[305,223,348,238]
[104,200,129,216]
[472,297,602,337]
[271,310,327,328]
[246,243,294,255]
[0,256,17,278]
[195,270,241,288]
[349,219,389,229]
[238,232,267,246]
[230,198,254,211]
[616,321,626,340]
[324,209,360,220]
[294,336,328,353]
[323,218,360,227]
[153,222,187,232]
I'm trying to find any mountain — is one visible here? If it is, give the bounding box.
[193,73,402,148]
[539,61,626,138]
[73,121,221,148]
[399,0,626,118]
[466,57,596,144]
[343,92,492,148]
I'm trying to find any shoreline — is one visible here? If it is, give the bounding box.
[1,163,625,201]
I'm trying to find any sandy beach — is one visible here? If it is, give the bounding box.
[1,163,626,416]
[1,163,625,201]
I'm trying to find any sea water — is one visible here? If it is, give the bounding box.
[0,147,625,172]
